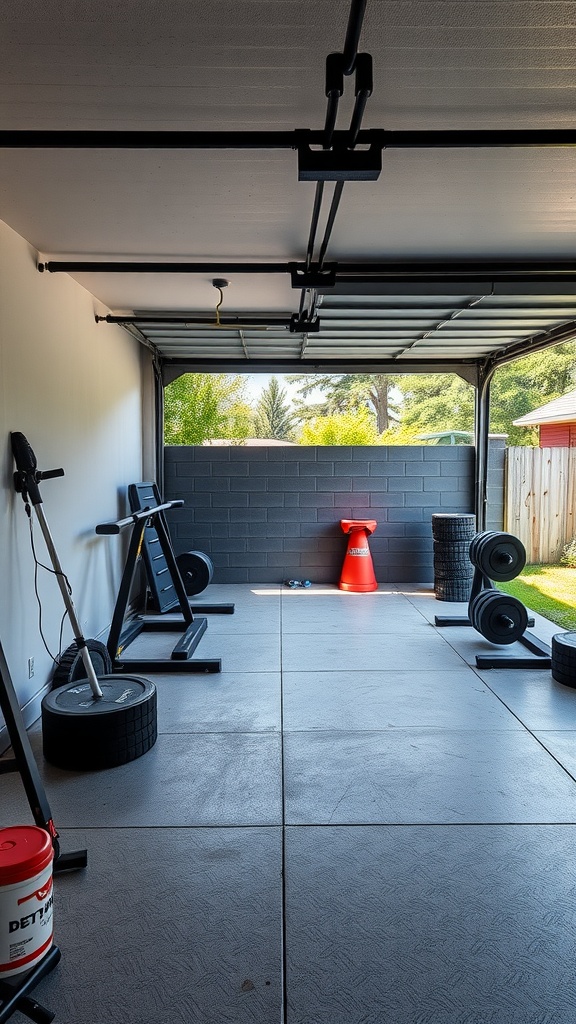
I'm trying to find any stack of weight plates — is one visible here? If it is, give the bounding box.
[431,513,476,602]
[551,632,576,688]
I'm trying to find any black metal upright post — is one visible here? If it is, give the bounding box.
[474,366,493,532]
[0,644,84,1022]
[0,642,87,872]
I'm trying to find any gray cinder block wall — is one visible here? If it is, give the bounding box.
[163,443,504,585]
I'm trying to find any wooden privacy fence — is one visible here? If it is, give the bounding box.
[505,446,576,564]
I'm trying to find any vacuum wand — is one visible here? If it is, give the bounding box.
[10,432,103,700]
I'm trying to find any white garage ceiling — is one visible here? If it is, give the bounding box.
[2,0,576,372]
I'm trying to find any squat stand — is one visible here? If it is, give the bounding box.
[0,642,86,1022]
[128,483,234,616]
[97,502,221,673]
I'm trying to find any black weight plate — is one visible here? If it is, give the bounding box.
[468,533,481,565]
[434,580,473,602]
[552,632,576,655]
[434,532,476,548]
[470,588,515,635]
[51,639,113,689]
[469,588,496,632]
[176,550,214,596]
[434,567,474,581]
[475,532,511,579]
[469,532,497,569]
[551,664,576,688]
[433,526,476,541]
[434,540,472,558]
[435,592,472,604]
[551,645,576,663]
[474,591,528,644]
[434,555,474,569]
[432,525,476,542]
[475,532,526,582]
[432,514,476,540]
[551,654,576,676]
[432,514,475,528]
[551,634,576,686]
[42,675,157,771]
[434,560,473,572]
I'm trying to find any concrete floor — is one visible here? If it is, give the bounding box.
[2,583,576,1023]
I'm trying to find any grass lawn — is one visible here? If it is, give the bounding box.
[497,564,576,631]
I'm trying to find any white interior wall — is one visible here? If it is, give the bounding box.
[0,219,151,741]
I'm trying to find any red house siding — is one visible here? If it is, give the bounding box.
[539,422,576,447]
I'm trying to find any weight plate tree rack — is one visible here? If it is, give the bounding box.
[435,531,551,669]
[0,642,86,1023]
[127,482,234,615]
[97,500,221,673]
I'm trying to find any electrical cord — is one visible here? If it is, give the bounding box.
[214,284,224,325]
[26,504,71,664]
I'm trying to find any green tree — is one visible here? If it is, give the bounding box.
[491,343,576,444]
[391,373,475,442]
[289,373,398,434]
[390,342,576,445]
[299,409,380,445]
[164,373,252,444]
[253,376,296,440]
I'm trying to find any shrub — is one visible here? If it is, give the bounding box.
[560,538,576,568]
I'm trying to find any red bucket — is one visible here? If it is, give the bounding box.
[0,826,54,976]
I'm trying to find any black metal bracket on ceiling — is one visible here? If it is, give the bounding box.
[296,129,383,182]
[289,314,320,333]
[289,263,337,288]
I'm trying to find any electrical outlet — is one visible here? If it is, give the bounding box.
[28,657,34,678]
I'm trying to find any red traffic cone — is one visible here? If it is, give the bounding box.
[339,519,378,592]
